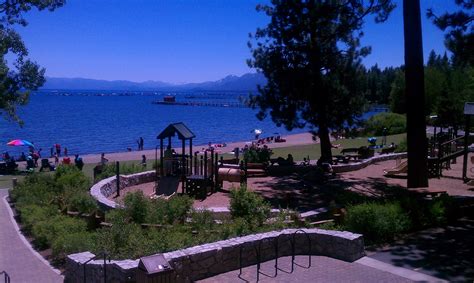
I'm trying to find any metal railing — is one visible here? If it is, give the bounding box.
[82,252,111,283]
[0,271,10,283]
[239,230,312,282]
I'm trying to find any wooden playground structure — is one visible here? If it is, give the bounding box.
[426,102,474,181]
[155,123,248,199]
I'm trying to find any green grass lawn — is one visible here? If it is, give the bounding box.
[270,133,406,161]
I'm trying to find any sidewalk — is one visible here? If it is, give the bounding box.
[0,189,63,283]
[198,255,440,282]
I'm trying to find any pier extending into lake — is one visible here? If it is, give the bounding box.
[151,100,248,108]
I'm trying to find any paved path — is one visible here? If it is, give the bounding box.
[0,189,63,283]
[199,255,440,282]
[368,217,474,282]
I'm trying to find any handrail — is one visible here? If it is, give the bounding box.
[82,252,111,283]
[440,135,465,147]
[0,271,10,283]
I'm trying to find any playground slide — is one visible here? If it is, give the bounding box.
[383,160,408,176]
[156,176,180,196]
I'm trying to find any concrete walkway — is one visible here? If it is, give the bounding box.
[368,217,474,282]
[0,189,63,283]
[199,255,441,282]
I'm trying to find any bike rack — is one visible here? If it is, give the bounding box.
[82,252,111,283]
[0,271,10,283]
[238,230,312,282]
[291,229,312,271]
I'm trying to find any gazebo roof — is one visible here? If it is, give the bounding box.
[157,122,195,140]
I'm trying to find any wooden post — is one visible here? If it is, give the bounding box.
[181,139,186,193]
[204,151,208,179]
[194,152,198,175]
[160,139,164,176]
[463,115,470,181]
[116,161,120,197]
[189,139,193,175]
[200,155,203,176]
[214,152,219,192]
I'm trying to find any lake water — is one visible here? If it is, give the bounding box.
[0,91,382,157]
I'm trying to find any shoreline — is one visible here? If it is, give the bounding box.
[79,132,317,164]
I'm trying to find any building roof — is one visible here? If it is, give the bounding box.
[157,122,195,140]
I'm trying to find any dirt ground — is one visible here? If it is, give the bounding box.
[110,155,474,210]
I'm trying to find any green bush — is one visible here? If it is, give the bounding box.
[16,204,58,234]
[230,186,270,226]
[344,202,411,243]
[165,195,193,224]
[32,215,88,249]
[67,192,97,214]
[190,209,215,231]
[243,146,272,163]
[123,191,149,224]
[363,112,406,136]
[51,231,96,262]
[395,137,407,152]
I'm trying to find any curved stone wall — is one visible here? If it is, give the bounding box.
[89,171,157,210]
[65,228,364,282]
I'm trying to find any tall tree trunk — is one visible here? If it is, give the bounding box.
[318,110,333,163]
[403,0,429,188]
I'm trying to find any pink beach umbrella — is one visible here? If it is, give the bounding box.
[7,139,35,148]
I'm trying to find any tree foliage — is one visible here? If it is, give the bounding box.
[248,0,394,162]
[0,0,64,125]
[427,0,473,66]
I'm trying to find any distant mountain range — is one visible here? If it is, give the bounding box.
[41,73,266,92]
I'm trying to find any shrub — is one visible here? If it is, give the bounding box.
[190,209,215,231]
[123,191,149,224]
[11,174,60,206]
[32,215,88,249]
[165,195,193,224]
[243,146,272,163]
[51,231,96,262]
[395,137,407,153]
[230,186,270,226]
[363,112,406,136]
[344,202,411,243]
[67,192,97,214]
[16,204,58,234]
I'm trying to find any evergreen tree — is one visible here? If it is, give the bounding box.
[0,0,64,125]
[427,0,473,66]
[248,0,394,163]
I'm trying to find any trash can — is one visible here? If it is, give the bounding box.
[136,254,175,283]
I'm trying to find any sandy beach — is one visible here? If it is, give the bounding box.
[79,132,317,164]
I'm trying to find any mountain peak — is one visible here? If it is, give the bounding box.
[42,73,266,92]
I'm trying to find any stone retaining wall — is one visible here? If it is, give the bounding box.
[90,171,156,210]
[65,228,364,282]
[332,152,407,173]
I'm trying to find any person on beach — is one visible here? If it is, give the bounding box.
[55,143,61,157]
[100,153,109,166]
[139,137,144,151]
[54,153,59,166]
[64,147,68,157]
[74,154,84,170]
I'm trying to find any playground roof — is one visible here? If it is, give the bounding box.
[157,122,196,140]
[464,102,474,115]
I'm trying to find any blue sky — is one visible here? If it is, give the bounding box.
[17,0,457,83]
